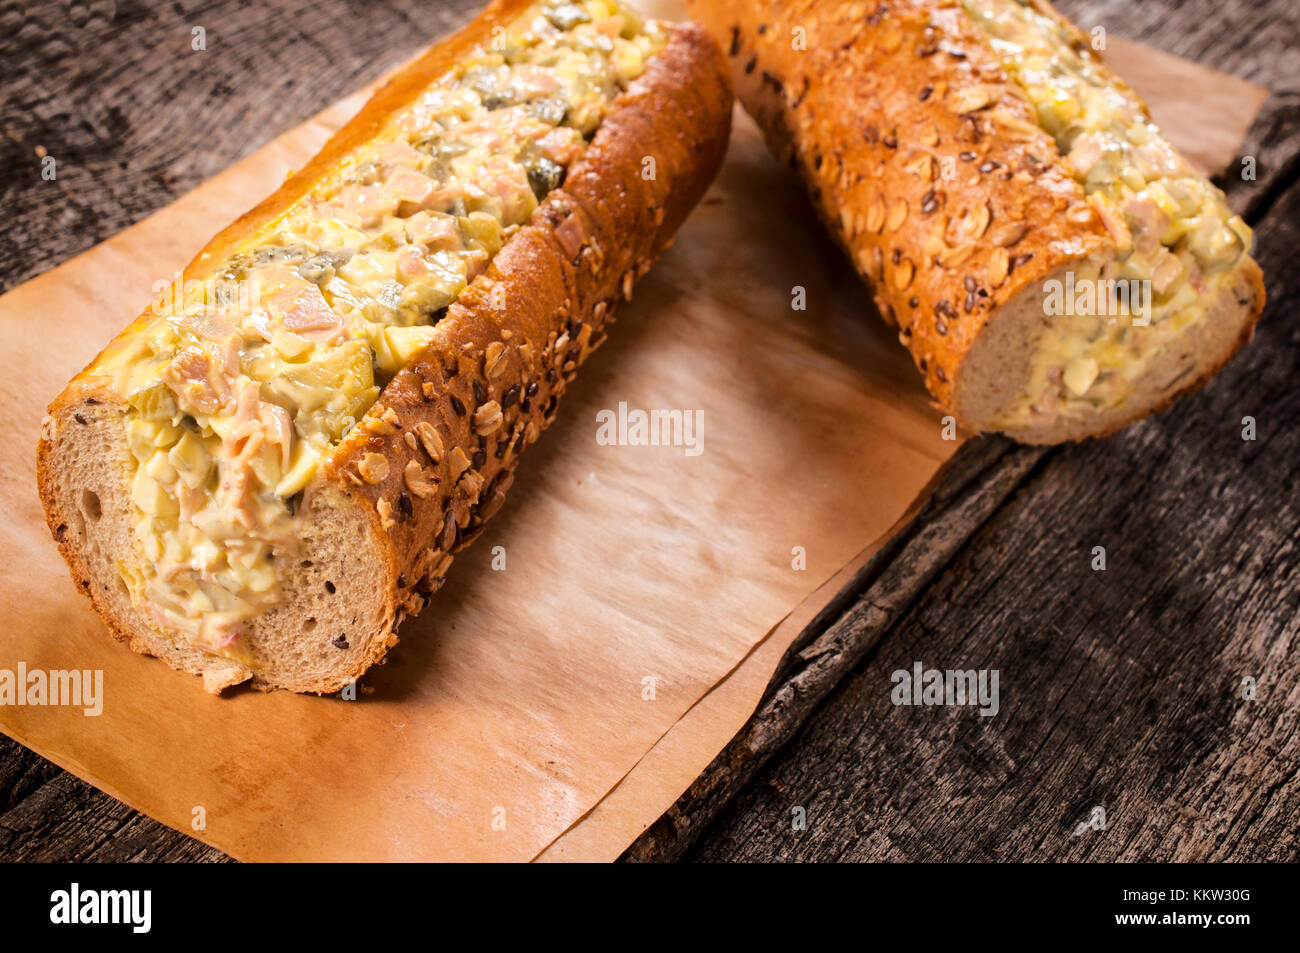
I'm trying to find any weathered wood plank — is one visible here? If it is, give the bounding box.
[0,759,229,862]
[0,735,61,814]
[0,0,476,293]
[682,173,1300,863]
[622,0,1300,864]
[3,0,1297,863]
[0,0,487,864]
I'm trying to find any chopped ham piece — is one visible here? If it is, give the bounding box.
[252,265,300,286]
[171,310,242,388]
[269,283,343,341]
[555,213,586,259]
[456,106,549,154]
[385,165,438,214]
[472,155,534,224]
[427,181,489,213]
[242,308,274,343]
[162,346,230,415]
[510,64,561,98]
[1091,196,1131,252]
[214,625,243,650]
[373,140,426,170]
[218,380,269,527]
[403,211,459,250]
[261,402,294,472]
[396,246,429,280]
[229,378,264,443]
[1122,197,1169,255]
[179,310,237,343]
[464,248,490,283]
[1135,141,1182,180]
[323,183,399,228]
[175,483,209,524]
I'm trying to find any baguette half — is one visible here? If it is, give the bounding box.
[37,0,732,693]
[688,0,1264,443]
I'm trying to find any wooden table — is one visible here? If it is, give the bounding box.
[1,0,1295,862]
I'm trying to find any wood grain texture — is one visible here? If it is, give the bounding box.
[2,0,1298,862]
[0,0,476,293]
[0,0,486,863]
[686,175,1300,857]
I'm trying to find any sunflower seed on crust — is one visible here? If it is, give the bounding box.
[987,247,1010,287]
[414,420,444,461]
[404,460,437,499]
[474,400,503,435]
[358,453,389,485]
[448,446,471,480]
[886,198,909,232]
[484,341,507,379]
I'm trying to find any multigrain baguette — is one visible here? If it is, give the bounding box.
[37,0,732,693]
[688,0,1265,443]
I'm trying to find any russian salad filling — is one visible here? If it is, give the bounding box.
[105,1,664,656]
[964,0,1253,426]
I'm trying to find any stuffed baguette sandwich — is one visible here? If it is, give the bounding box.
[689,0,1264,443]
[37,0,732,693]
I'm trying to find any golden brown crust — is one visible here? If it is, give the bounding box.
[330,22,734,637]
[55,1,543,398]
[36,7,733,692]
[689,0,1111,411]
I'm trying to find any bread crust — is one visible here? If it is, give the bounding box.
[687,0,1264,441]
[331,19,733,638]
[37,3,733,693]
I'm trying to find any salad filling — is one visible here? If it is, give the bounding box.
[963,0,1252,427]
[103,0,665,656]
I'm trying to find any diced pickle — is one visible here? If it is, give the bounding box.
[527,97,569,125]
[545,3,591,31]
[398,279,460,319]
[298,254,338,285]
[526,156,565,200]
[267,339,374,417]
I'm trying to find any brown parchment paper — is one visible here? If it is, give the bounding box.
[0,0,1263,860]
[534,29,1269,862]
